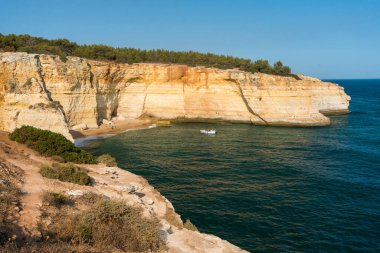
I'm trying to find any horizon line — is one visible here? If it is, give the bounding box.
[321,77,380,80]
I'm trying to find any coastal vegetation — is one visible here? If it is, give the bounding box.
[0,33,296,78]
[183,219,199,232]
[97,154,118,167]
[0,164,21,246]
[40,164,91,186]
[0,159,163,252]
[42,191,71,207]
[40,196,162,252]
[9,126,96,164]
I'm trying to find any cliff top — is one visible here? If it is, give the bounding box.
[0,33,297,78]
[0,130,247,252]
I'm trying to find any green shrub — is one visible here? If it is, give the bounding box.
[43,192,70,207]
[97,154,117,167]
[40,164,91,186]
[183,219,199,232]
[9,126,96,164]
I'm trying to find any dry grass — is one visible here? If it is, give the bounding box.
[0,183,20,245]
[0,158,163,252]
[0,161,23,246]
[184,219,199,232]
[97,154,117,167]
[0,241,89,253]
[79,191,105,205]
[42,192,72,208]
[42,196,163,252]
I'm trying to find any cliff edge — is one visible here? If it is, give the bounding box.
[0,131,246,252]
[0,52,350,139]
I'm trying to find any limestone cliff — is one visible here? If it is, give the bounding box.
[0,52,350,138]
[0,53,73,141]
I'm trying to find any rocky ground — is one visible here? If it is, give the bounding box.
[0,131,247,252]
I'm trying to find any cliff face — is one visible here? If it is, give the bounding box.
[0,53,73,141]
[0,52,350,138]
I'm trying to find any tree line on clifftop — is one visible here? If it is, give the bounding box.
[0,33,297,78]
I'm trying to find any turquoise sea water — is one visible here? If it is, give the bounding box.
[82,79,380,252]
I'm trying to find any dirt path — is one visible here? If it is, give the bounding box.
[0,131,246,252]
[0,132,47,236]
[8,157,46,236]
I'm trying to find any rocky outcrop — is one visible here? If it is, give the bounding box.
[0,53,73,141]
[0,132,247,252]
[0,52,350,138]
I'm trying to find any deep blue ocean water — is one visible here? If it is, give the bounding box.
[82,79,380,252]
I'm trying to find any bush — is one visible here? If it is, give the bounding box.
[183,219,199,232]
[47,199,162,252]
[9,126,96,164]
[97,154,117,167]
[79,192,104,205]
[40,164,91,186]
[42,192,70,207]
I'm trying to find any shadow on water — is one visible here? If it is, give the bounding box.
[83,80,380,252]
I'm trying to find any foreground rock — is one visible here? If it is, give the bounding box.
[0,52,350,139]
[0,132,247,252]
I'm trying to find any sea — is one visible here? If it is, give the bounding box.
[81,79,380,252]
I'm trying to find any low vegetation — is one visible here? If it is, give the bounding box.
[79,191,105,205]
[0,180,20,246]
[0,33,297,78]
[50,155,65,163]
[42,192,71,207]
[97,154,117,167]
[9,126,96,164]
[40,163,91,186]
[0,161,23,247]
[183,219,199,232]
[1,135,162,252]
[1,191,162,252]
[41,197,162,252]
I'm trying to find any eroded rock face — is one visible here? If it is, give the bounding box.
[0,52,350,139]
[0,53,73,141]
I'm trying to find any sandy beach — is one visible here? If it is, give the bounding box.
[69,119,154,139]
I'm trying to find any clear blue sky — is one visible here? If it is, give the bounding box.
[1,0,379,79]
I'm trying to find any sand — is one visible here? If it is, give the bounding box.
[70,119,154,139]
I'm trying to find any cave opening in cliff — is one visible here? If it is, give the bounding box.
[111,105,118,118]
[111,90,120,118]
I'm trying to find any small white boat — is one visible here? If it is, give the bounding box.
[200,129,217,135]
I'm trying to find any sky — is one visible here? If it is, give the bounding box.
[1,0,379,79]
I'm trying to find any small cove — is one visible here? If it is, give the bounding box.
[81,79,380,252]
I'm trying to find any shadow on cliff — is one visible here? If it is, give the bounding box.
[69,130,85,139]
